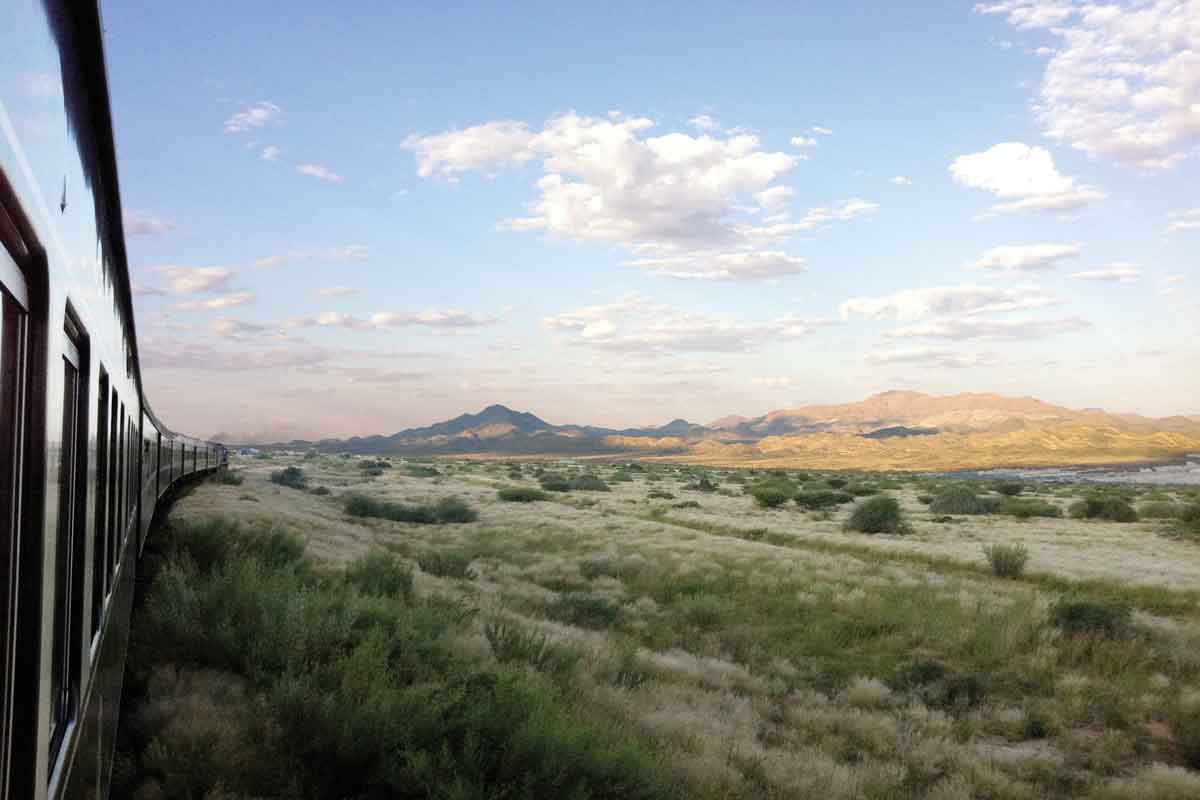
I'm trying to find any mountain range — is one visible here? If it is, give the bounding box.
[254,391,1200,470]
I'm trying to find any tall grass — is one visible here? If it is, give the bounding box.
[116,517,672,800]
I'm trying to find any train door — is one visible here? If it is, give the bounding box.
[48,313,89,769]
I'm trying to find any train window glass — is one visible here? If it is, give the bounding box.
[1,245,31,795]
[115,402,124,570]
[91,370,109,642]
[107,391,118,582]
[49,313,89,765]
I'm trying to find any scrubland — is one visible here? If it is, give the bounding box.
[118,453,1200,799]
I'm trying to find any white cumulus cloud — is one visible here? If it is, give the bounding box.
[950,142,1105,217]
[885,316,1091,341]
[865,347,1000,368]
[840,285,1062,320]
[968,243,1082,273]
[1070,263,1140,283]
[1167,208,1200,233]
[977,0,1200,172]
[175,291,255,311]
[224,101,283,133]
[297,164,344,183]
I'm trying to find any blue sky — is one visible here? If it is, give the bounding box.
[104,0,1198,440]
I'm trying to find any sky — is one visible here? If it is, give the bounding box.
[103,0,1199,441]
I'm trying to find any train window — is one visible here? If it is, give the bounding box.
[49,312,89,765]
[91,370,109,642]
[1,220,32,798]
[115,402,124,570]
[107,391,118,582]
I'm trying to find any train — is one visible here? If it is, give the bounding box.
[2,1,226,797]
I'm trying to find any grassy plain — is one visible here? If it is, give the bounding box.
[121,454,1200,799]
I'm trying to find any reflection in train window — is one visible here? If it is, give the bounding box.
[91,369,109,643]
[49,314,89,766]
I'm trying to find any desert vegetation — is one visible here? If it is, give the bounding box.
[125,453,1200,799]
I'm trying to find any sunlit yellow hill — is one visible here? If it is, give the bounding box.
[649,424,1200,471]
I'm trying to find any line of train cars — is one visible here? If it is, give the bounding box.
[2,2,226,797]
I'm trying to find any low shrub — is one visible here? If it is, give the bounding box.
[432,496,478,523]
[826,477,848,489]
[929,486,998,515]
[308,486,331,496]
[647,489,675,500]
[794,490,852,510]
[998,498,1062,519]
[484,618,579,677]
[682,477,718,492]
[343,494,476,524]
[570,475,611,492]
[916,494,933,505]
[1174,703,1200,770]
[405,464,440,478]
[547,592,622,629]
[360,459,392,470]
[984,543,1029,578]
[539,473,572,492]
[994,481,1024,496]
[344,550,414,599]
[215,470,244,486]
[1051,598,1131,637]
[269,466,307,490]
[1138,501,1182,519]
[672,500,701,509]
[752,486,791,508]
[845,484,880,497]
[116,519,669,800]
[498,487,550,502]
[845,496,910,534]
[417,550,476,580]
[1068,496,1138,523]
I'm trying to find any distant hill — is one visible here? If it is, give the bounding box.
[253,392,1200,469]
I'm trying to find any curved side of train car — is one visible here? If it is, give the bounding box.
[1,2,226,798]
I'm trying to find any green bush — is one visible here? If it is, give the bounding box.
[484,618,579,677]
[215,470,244,486]
[1068,496,1138,522]
[682,477,718,492]
[539,473,572,492]
[343,494,476,524]
[1138,501,1181,519]
[1174,704,1200,770]
[916,494,933,505]
[117,518,670,800]
[417,550,476,580]
[994,481,1024,496]
[308,485,331,496]
[647,489,675,500]
[929,486,998,515]
[845,484,880,497]
[360,459,392,470]
[570,474,611,492]
[846,496,910,534]
[1050,598,1131,637]
[498,487,550,502]
[752,486,791,508]
[344,550,414,599]
[998,498,1062,519]
[827,477,848,489]
[405,464,440,478]
[547,592,622,629]
[794,490,852,509]
[672,500,701,509]
[432,496,478,523]
[984,543,1029,578]
[269,466,307,490]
